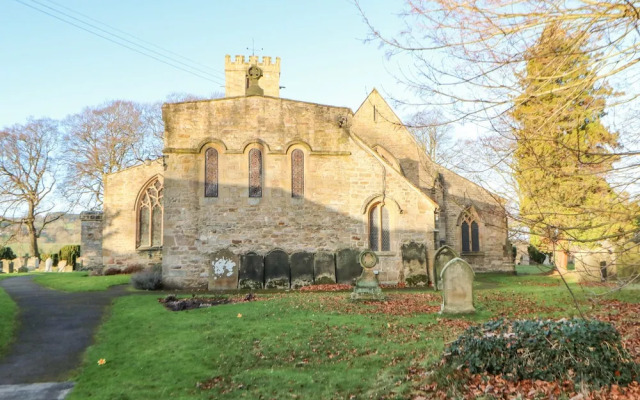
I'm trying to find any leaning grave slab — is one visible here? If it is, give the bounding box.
[313,252,336,284]
[208,249,239,290]
[290,251,314,289]
[433,245,458,291]
[440,257,475,314]
[336,248,362,284]
[264,249,290,289]
[238,252,264,289]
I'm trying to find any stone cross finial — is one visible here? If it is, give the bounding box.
[246,64,264,96]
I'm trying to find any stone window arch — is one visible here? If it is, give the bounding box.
[291,149,304,198]
[249,148,263,197]
[204,147,218,198]
[369,203,390,251]
[459,211,480,253]
[137,178,163,248]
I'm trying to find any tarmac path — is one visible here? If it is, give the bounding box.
[0,275,129,399]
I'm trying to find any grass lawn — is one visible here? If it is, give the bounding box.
[0,275,19,357]
[32,271,131,292]
[67,270,640,400]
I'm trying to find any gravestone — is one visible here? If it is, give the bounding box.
[440,257,475,314]
[290,252,314,289]
[350,250,384,301]
[0,260,3,273]
[208,249,239,290]
[57,260,68,273]
[313,252,336,284]
[402,242,428,287]
[9,261,14,273]
[336,248,361,284]
[238,252,264,289]
[543,255,551,265]
[27,257,39,271]
[433,245,458,290]
[45,257,53,272]
[264,249,290,289]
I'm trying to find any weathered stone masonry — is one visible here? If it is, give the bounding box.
[93,55,513,289]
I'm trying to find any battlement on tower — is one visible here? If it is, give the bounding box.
[224,54,281,97]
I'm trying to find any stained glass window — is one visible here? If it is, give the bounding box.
[137,178,163,248]
[205,148,218,197]
[461,221,470,252]
[291,149,304,198]
[249,149,262,197]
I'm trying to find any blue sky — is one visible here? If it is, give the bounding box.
[1,0,416,128]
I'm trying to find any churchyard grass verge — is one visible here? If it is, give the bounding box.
[32,271,131,292]
[67,271,639,399]
[0,275,18,356]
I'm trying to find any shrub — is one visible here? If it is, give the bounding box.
[131,265,163,290]
[527,245,548,264]
[122,264,144,275]
[58,245,81,268]
[103,267,122,276]
[0,246,16,260]
[444,318,639,388]
[17,266,28,273]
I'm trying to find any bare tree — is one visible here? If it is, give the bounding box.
[406,110,457,168]
[358,1,640,288]
[62,100,162,208]
[0,118,62,258]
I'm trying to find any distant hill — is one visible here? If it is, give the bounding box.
[0,213,81,256]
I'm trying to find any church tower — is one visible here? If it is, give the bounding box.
[224,55,281,97]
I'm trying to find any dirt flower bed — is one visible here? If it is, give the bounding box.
[158,293,257,311]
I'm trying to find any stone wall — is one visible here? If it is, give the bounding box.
[102,162,164,269]
[224,55,280,98]
[351,90,512,273]
[161,96,436,288]
[80,211,104,268]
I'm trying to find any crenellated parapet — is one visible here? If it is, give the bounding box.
[225,54,281,98]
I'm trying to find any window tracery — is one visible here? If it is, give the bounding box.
[137,178,163,248]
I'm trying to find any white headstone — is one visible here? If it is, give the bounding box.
[45,257,53,272]
[440,257,476,314]
[543,255,551,265]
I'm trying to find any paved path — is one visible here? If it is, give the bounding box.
[0,276,129,398]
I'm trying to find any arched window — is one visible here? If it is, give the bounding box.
[205,148,218,198]
[137,178,163,248]
[369,203,390,251]
[291,149,304,198]
[249,148,263,197]
[460,213,480,252]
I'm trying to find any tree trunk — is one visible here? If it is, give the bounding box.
[26,203,39,259]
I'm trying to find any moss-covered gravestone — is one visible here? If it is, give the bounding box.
[336,248,361,284]
[239,252,264,289]
[290,251,314,289]
[208,249,239,290]
[313,252,336,284]
[402,242,428,287]
[264,249,290,289]
[434,245,458,291]
[350,250,385,301]
[440,257,475,314]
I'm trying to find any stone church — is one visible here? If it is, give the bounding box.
[80,55,513,289]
